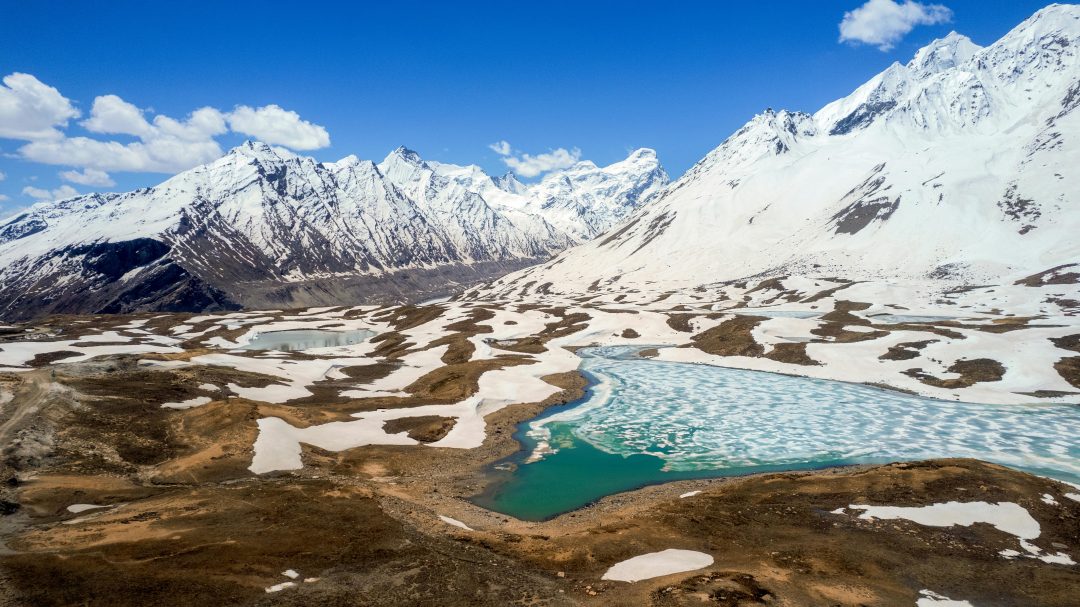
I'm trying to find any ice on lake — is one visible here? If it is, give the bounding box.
[240,329,374,352]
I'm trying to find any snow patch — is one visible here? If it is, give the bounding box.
[601,549,714,582]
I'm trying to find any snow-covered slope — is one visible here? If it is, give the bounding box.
[0,144,666,320]
[479,4,1080,297]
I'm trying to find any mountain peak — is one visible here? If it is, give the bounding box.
[387,145,424,165]
[225,140,286,165]
[908,31,980,78]
[626,148,657,161]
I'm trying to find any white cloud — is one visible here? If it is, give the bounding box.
[0,194,9,202]
[59,168,115,187]
[22,184,79,202]
[0,73,81,141]
[839,0,953,51]
[21,95,231,172]
[21,136,225,173]
[227,104,330,150]
[2,73,330,175]
[489,140,512,155]
[81,94,153,137]
[0,170,5,181]
[500,146,582,178]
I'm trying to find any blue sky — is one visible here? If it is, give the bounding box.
[0,0,1058,215]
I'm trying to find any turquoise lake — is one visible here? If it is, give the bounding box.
[472,345,1080,521]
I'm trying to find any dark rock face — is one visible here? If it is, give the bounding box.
[72,239,171,281]
[829,101,898,136]
[96,261,240,315]
[0,239,242,322]
[0,214,48,245]
[830,164,899,235]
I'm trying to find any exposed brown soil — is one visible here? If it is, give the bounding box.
[371,304,446,331]
[1014,263,1080,286]
[338,361,399,383]
[879,339,937,361]
[800,280,856,303]
[1054,356,1080,389]
[383,415,457,443]
[764,342,819,366]
[690,316,766,357]
[1051,333,1080,353]
[665,313,697,333]
[812,300,892,343]
[369,331,413,359]
[490,336,548,354]
[27,350,83,367]
[904,358,1007,389]
[621,328,640,338]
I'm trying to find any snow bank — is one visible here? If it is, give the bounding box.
[601,549,713,582]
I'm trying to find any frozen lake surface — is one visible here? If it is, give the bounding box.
[474,345,1080,520]
[241,329,374,352]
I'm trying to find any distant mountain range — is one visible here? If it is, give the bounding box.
[0,142,667,320]
[477,4,1080,297]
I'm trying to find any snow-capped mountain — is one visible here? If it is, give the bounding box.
[478,4,1080,298]
[0,143,666,320]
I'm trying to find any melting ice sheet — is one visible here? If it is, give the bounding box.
[475,345,1080,520]
[240,329,374,352]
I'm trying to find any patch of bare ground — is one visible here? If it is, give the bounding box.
[686,316,819,365]
[637,348,660,358]
[1054,356,1080,389]
[337,361,399,383]
[879,339,938,361]
[26,351,83,367]
[404,356,534,402]
[490,336,547,354]
[537,309,592,340]
[382,415,457,443]
[764,342,819,366]
[665,313,697,333]
[369,331,414,359]
[903,358,1006,389]
[1014,263,1080,286]
[422,307,499,365]
[954,316,1064,334]
[1019,389,1080,399]
[664,311,724,333]
[812,301,892,343]
[371,304,446,331]
[621,328,639,338]
[429,333,477,365]
[743,277,804,306]
[800,279,856,303]
[690,316,767,357]
[1051,334,1080,353]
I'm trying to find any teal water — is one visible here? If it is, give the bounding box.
[241,328,374,351]
[472,345,1080,521]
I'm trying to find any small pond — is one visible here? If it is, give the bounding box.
[240,328,374,352]
[472,345,1080,521]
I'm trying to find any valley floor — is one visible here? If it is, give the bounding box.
[0,274,1078,605]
